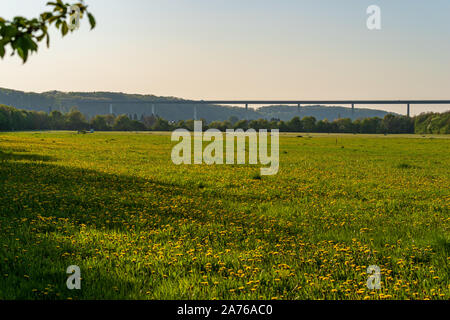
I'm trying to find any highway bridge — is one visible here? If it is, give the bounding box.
[68,99,450,119]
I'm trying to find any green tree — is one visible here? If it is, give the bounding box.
[360,117,382,134]
[152,117,172,131]
[0,105,12,130]
[316,119,331,133]
[234,120,248,130]
[143,115,157,129]
[288,116,302,132]
[113,115,134,131]
[90,115,110,131]
[277,120,288,132]
[129,120,147,131]
[29,111,50,130]
[333,118,354,133]
[49,110,65,129]
[248,120,259,130]
[0,1,95,63]
[66,108,87,130]
[209,120,231,131]
[301,116,316,132]
[383,114,413,134]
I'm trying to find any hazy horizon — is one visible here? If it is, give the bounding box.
[1,0,450,116]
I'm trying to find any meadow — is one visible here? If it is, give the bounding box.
[0,131,448,300]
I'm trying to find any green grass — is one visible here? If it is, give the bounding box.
[0,131,448,300]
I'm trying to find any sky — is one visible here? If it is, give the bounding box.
[1,0,450,115]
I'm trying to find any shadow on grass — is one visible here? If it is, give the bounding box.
[0,160,293,299]
[0,150,56,162]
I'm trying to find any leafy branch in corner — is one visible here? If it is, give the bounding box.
[0,0,95,63]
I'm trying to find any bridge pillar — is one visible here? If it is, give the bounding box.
[194,105,197,120]
[298,104,301,112]
[152,104,155,116]
[407,104,410,117]
[351,104,355,117]
[245,104,248,121]
[109,103,113,115]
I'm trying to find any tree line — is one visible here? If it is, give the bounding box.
[0,104,448,134]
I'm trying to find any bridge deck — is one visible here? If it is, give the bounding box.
[73,100,450,105]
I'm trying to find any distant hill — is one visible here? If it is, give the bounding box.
[0,87,393,122]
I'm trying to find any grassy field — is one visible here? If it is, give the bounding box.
[0,131,448,300]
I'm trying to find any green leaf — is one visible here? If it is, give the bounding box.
[16,37,30,52]
[23,35,38,52]
[3,26,17,38]
[87,13,96,29]
[61,21,68,36]
[17,47,28,63]
[48,15,60,24]
[0,45,5,58]
[40,12,53,21]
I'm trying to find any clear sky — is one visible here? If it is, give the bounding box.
[1,0,450,115]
